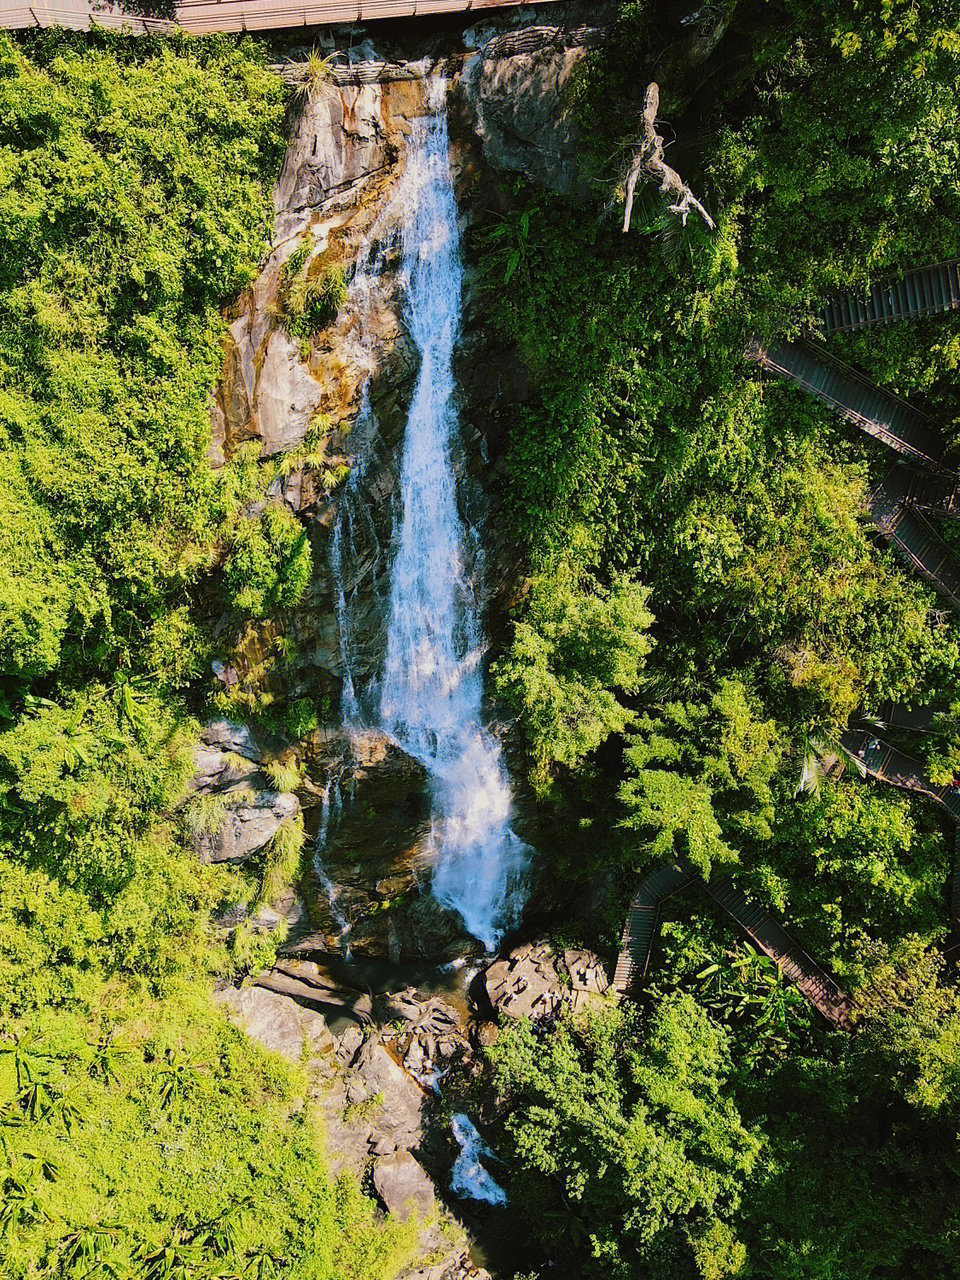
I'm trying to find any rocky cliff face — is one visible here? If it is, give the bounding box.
[197,17,607,963]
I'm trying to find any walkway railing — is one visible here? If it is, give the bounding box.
[867,495,960,612]
[701,875,853,1028]
[1,0,558,34]
[747,337,949,470]
[613,861,693,995]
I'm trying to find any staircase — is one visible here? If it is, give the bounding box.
[615,861,852,1028]
[867,499,960,612]
[822,261,960,334]
[701,876,854,1029]
[875,465,960,520]
[613,862,694,997]
[748,338,949,469]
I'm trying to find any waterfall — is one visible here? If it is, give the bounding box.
[450,1114,508,1206]
[377,86,529,951]
[332,82,529,951]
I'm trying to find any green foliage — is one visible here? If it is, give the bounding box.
[279,238,348,340]
[0,33,285,684]
[0,686,195,900]
[224,503,313,618]
[489,996,759,1280]
[494,565,654,793]
[757,779,948,974]
[0,999,418,1280]
[262,755,305,793]
[697,944,809,1066]
[620,679,782,878]
[257,813,305,907]
[0,37,413,1280]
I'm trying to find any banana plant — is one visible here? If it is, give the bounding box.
[191,1197,253,1260]
[698,945,806,1061]
[0,1029,57,1092]
[58,1222,128,1277]
[134,1226,207,1280]
[480,205,542,286]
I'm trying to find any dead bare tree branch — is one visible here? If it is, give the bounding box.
[623,83,716,234]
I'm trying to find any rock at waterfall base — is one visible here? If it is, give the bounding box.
[373,1150,436,1223]
[215,984,335,1060]
[484,943,611,1022]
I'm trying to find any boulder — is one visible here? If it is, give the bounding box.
[484,943,564,1021]
[350,1037,426,1153]
[254,962,375,1026]
[247,888,309,937]
[195,791,299,864]
[190,743,262,794]
[380,988,470,1084]
[372,1150,436,1223]
[484,943,611,1022]
[215,983,335,1061]
[202,719,265,761]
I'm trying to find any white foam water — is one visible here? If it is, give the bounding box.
[450,1113,508,1206]
[313,779,352,957]
[375,85,530,951]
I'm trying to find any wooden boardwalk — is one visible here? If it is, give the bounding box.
[618,263,960,1023]
[701,875,853,1028]
[747,337,950,470]
[614,862,853,1028]
[821,260,960,335]
[1,0,555,34]
[613,862,694,996]
[867,700,945,735]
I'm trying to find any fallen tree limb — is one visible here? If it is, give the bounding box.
[623,82,716,234]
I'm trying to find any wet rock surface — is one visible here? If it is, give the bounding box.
[298,728,483,961]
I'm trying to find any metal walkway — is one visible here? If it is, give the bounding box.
[821,260,960,335]
[613,862,853,1028]
[747,337,950,470]
[843,728,960,918]
[613,862,694,995]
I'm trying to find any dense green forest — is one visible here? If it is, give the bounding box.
[3,1,960,1278]
[483,1,960,1277]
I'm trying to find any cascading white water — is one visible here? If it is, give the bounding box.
[375,86,530,951]
[330,84,530,948]
[313,779,352,956]
[450,1114,508,1205]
